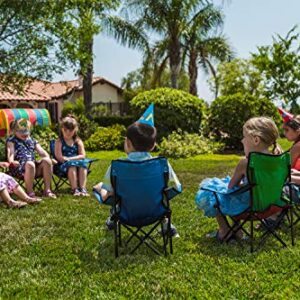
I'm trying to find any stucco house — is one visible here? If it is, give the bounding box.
[0,76,124,123]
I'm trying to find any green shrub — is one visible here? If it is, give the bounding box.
[93,115,135,128]
[158,130,224,158]
[31,125,58,151]
[207,93,281,149]
[84,124,126,151]
[131,88,205,140]
[62,97,85,117]
[0,138,6,161]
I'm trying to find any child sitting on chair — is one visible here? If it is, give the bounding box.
[195,117,282,242]
[54,115,90,196]
[93,107,182,236]
[278,108,300,184]
[0,161,41,208]
[6,118,56,198]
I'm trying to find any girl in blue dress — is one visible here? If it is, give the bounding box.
[54,115,90,196]
[195,117,282,241]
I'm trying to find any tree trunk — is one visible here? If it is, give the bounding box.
[81,37,93,115]
[169,37,181,89]
[188,49,198,96]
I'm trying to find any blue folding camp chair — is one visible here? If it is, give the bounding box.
[98,157,180,258]
[49,139,98,192]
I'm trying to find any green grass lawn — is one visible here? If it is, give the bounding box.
[1,150,300,299]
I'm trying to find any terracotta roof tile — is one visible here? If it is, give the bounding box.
[0,76,121,102]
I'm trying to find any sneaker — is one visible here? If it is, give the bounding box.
[79,188,90,197]
[72,188,81,197]
[105,216,114,231]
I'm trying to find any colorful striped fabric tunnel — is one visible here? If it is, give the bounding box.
[0,108,51,137]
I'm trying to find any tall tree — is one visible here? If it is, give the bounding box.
[182,3,233,96]
[124,0,214,89]
[52,0,148,114]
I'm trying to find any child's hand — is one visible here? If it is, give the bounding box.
[63,156,70,162]
[10,161,20,167]
[0,162,10,168]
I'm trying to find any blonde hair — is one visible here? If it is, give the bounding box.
[243,117,282,154]
[60,114,79,141]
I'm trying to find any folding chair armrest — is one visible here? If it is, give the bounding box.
[163,187,180,201]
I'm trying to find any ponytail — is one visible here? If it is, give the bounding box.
[272,142,282,155]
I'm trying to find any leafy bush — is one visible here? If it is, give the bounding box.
[158,130,224,158]
[31,125,58,151]
[207,93,281,149]
[0,138,6,161]
[93,115,135,128]
[62,97,85,117]
[131,88,205,140]
[84,124,126,151]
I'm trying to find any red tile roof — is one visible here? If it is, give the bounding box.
[0,76,122,102]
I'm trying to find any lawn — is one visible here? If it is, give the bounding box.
[0,149,299,299]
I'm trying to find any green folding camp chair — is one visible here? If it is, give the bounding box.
[217,152,294,252]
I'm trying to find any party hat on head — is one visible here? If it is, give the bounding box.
[278,107,294,123]
[137,103,154,127]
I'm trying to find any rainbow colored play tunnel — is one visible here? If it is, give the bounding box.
[0,108,51,137]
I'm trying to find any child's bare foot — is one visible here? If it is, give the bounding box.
[7,199,28,209]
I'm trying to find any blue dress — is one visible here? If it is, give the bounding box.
[7,136,37,177]
[195,176,250,217]
[54,138,90,176]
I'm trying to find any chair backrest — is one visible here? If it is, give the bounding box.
[247,152,290,211]
[111,157,169,226]
[49,139,56,159]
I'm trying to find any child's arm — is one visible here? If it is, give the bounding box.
[228,158,248,189]
[54,139,65,163]
[290,143,300,168]
[35,143,50,158]
[6,141,20,166]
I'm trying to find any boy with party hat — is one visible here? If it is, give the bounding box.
[93,104,182,236]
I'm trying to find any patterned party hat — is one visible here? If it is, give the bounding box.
[278,107,294,123]
[137,103,154,127]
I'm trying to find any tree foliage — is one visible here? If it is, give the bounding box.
[131,87,205,140]
[252,26,300,111]
[0,0,68,89]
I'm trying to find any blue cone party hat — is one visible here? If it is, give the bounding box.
[137,103,154,127]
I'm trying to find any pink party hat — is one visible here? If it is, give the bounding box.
[278,107,294,123]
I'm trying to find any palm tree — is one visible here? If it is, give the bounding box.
[124,0,213,89]
[183,3,233,96]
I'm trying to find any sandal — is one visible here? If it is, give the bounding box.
[72,188,81,196]
[206,230,235,243]
[27,191,36,198]
[7,200,28,209]
[24,197,42,204]
[43,189,57,199]
[80,188,90,197]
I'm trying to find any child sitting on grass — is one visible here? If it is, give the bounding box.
[0,162,41,208]
[93,119,182,236]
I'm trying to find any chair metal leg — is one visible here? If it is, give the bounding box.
[291,206,295,246]
[168,215,173,255]
[114,221,119,258]
[118,222,122,247]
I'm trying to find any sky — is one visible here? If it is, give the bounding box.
[54,0,300,102]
